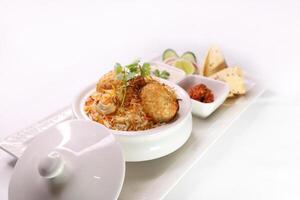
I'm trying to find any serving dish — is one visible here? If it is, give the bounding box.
[72,78,192,162]
[178,75,230,118]
[0,48,265,200]
[0,72,264,200]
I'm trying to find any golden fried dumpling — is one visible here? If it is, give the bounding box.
[140,82,178,123]
[96,71,122,91]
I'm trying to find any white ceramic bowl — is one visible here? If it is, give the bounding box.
[177,75,229,118]
[72,79,192,162]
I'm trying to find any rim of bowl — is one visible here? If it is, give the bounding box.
[72,78,192,136]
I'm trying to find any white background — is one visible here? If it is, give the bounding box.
[1,0,300,199]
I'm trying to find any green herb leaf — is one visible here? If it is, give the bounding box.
[152,69,170,79]
[128,65,138,73]
[126,72,136,81]
[160,70,170,79]
[114,63,123,74]
[153,69,160,77]
[141,63,151,77]
[125,60,139,69]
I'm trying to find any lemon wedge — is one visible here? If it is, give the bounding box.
[173,59,196,74]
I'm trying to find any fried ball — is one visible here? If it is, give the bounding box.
[95,92,117,115]
[96,71,121,91]
[140,82,178,123]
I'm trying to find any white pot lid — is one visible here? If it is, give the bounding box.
[9,120,125,200]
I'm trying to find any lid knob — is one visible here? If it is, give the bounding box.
[38,151,64,179]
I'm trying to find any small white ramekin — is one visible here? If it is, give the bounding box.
[178,75,229,118]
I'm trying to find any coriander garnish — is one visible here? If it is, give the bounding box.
[114,60,151,106]
[152,69,170,79]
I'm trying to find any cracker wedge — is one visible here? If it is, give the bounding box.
[202,46,227,76]
[210,67,246,97]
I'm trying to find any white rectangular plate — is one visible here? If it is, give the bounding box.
[0,69,264,200]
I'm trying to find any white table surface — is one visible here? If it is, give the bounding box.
[1,0,299,199]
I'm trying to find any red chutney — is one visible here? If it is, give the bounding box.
[188,84,214,103]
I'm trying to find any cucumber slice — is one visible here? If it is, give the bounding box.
[162,49,178,61]
[173,59,196,74]
[181,51,197,63]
